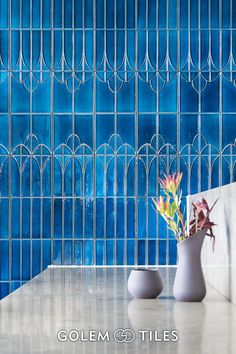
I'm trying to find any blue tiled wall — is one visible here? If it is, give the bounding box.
[1,0,236,299]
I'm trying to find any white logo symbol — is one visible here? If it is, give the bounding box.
[113,328,135,343]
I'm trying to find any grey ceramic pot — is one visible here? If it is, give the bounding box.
[173,229,207,302]
[127,268,163,299]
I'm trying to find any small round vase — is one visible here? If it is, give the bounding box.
[173,229,207,302]
[127,268,163,299]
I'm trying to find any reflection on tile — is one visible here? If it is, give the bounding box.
[0,267,235,354]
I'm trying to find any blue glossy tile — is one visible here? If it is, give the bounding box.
[75,77,93,111]
[22,0,30,28]
[117,114,135,147]
[85,159,93,197]
[33,80,51,113]
[74,199,83,238]
[148,0,156,28]
[22,240,30,280]
[12,115,29,147]
[43,199,51,238]
[40,161,51,196]
[202,79,219,113]
[32,240,40,277]
[106,198,114,238]
[190,0,198,28]
[75,114,93,146]
[96,114,114,147]
[127,198,135,238]
[85,0,93,28]
[64,199,72,238]
[138,78,156,113]
[64,160,72,196]
[11,240,21,280]
[117,78,135,113]
[22,199,30,238]
[158,0,166,28]
[139,114,156,146]
[54,0,62,27]
[127,240,135,265]
[222,0,230,28]
[138,198,146,238]
[64,240,72,265]
[233,1,236,28]
[64,0,72,28]
[107,158,115,196]
[127,0,135,28]
[0,0,8,28]
[43,240,51,270]
[159,114,177,146]
[54,81,72,113]
[180,0,189,28]
[11,282,21,292]
[0,241,9,280]
[32,115,50,147]
[12,80,30,113]
[74,0,83,27]
[0,115,8,147]
[42,0,50,28]
[96,79,115,112]
[55,114,72,146]
[211,0,219,28]
[0,159,9,197]
[12,199,20,239]
[96,240,104,265]
[53,240,62,265]
[84,240,93,265]
[201,114,219,148]
[0,283,9,300]
[0,80,8,113]
[74,240,82,265]
[159,240,167,265]
[117,158,125,196]
[117,240,124,265]
[169,240,177,265]
[11,0,20,28]
[85,198,93,237]
[223,114,236,146]
[148,200,157,237]
[138,0,146,28]
[148,240,156,265]
[117,198,124,238]
[106,240,114,265]
[54,199,62,238]
[32,0,40,28]
[159,79,177,112]
[180,79,198,113]
[180,114,198,147]
[32,198,40,238]
[223,79,236,112]
[96,198,104,238]
[138,240,145,265]
[169,0,177,28]
[96,0,104,28]
[12,160,20,197]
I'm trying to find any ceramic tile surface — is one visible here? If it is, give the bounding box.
[0,267,235,354]
[1,0,236,299]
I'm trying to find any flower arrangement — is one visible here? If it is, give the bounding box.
[152,172,217,247]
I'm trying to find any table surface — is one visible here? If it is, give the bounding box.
[0,266,235,354]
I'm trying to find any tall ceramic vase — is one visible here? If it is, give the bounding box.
[173,229,207,302]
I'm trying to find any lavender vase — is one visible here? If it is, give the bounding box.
[127,269,163,299]
[173,229,207,302]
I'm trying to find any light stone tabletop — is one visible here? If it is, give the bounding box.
[0,267,235,354]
